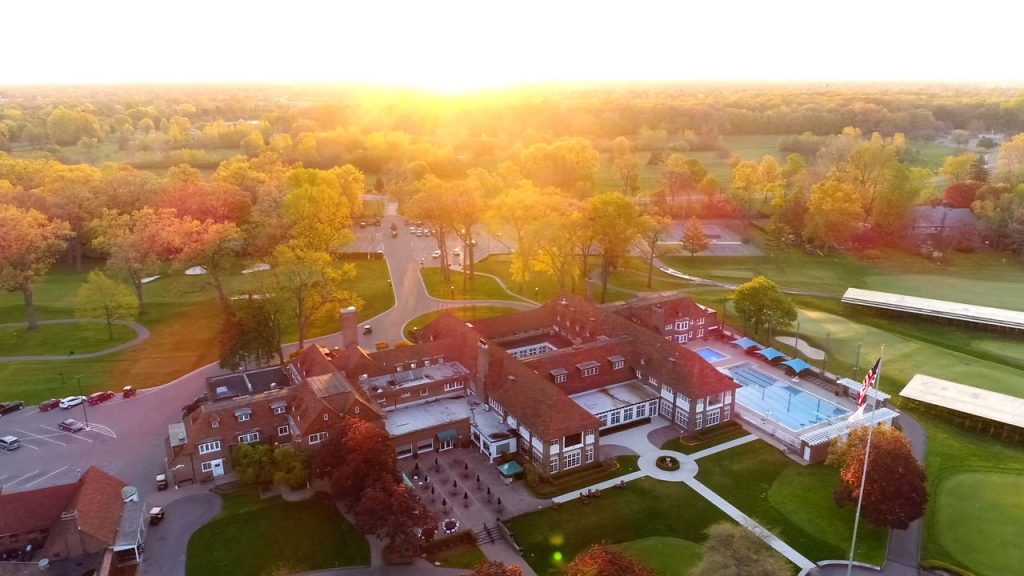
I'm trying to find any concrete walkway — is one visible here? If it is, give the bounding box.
[689,434,759,460]
[0,318,150,362]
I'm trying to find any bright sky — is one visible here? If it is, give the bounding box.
[6,1,1024,90]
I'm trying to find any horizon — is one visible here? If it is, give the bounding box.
[7,0,1024,91]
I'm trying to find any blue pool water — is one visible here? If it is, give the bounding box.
[728,363,848,431]
[696,347,727,362]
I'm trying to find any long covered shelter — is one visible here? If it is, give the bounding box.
[842,288,1024,332]
[731,337,761,350]
[900,374,1024,438]
[781,358,815,375]
[755,347,787,362]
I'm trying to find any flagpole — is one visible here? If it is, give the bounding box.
[846,346,883,576]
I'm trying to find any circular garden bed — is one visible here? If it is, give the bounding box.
[656,455,681,471]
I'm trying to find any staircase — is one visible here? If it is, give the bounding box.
[473,523,502,545]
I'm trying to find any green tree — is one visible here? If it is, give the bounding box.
[680,216,711,257]
[46,107,101,146]
[828,425,928,530]
[804,178,864,251]
[612,136,640,194]
[273,447,310,489]
[585,193,641,302]
[233,443,275,485]
[664,154,707,205]
[272,246,360,348]
[969,155,990,184]
[691,522,793,576]
[519,137,600,195]
[763,217,791,256]
[733,276,797,338]
[0,205,71,329]
[176,221,243,312]
[636,212,673,288]
[730,160,760,219]
[487,180,561,289]
[75,270,139,339]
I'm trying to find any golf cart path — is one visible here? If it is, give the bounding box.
[0,318,150,362]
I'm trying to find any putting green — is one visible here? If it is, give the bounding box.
[935,471,1024,576]
[614,537,704,576]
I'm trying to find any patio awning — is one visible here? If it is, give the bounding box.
[731,337,761,350]
[781,358,815,374]
[497,461,524,477]
[755,347,787,361]
[437,428,459,442]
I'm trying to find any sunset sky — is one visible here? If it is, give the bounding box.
[7,0,1023,90]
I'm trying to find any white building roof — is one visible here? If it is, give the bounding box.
[384,398,470,437]
[798,407,901,446]
[900,374,1024,429]
[842,288,1024,330]
[570,380,659,415]
[836,378,891,401]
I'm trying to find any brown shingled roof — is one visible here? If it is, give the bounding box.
[0,483,78,536]
[490,358,601,440]
[70,467,128,546]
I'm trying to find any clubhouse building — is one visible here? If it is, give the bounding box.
[167,295,738,483]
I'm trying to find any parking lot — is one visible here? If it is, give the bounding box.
[346,219,511,271]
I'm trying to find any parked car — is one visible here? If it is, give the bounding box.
[39,398,61,412]
[58,419,86,433]
[59,395,86,409]
[0,435,21,451]
[87,390,116,406]
[432,250,441,258]
[0,400,25,415]
[373,218,382,226]
[358,220,367,228]
[452,247,461,256]
[363,324,373,335]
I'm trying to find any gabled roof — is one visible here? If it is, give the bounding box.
[0,483,78,536]
[489,354,601,440]
[466,307,556,340]
[613,294,713,328]
[69,467,128,546]
[524,338,637,395]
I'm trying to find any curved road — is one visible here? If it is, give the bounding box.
[0,318,150,362]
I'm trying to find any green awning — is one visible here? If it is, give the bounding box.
[437,429,458,442]
[497,461,524,477]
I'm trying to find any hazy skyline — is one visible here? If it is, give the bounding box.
[7,0,1024,91]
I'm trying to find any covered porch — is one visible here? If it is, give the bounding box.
[469,403,517,462]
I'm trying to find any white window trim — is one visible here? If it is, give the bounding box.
[277,425,290,436]
[555,373,567,384]
[201,460,217,472]
[237,413,251,422]
[198,441,221,455]
[273,406,286,415]
[444,381,464,391]
[581,366,599,377]
[238,432,259,444]
[564,450,582,469]
[309,432,328,444]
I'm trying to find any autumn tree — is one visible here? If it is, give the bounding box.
[995,133,1024,186]
[46,106,101,146]
[664,153,707,206]
[804,178,864,251]
[406,175,455,280]
[157,165,251,223]
[38,164,102,271]
[939,152,977,183]
[730,160,760,218]
[943,181,980,209]
[487,180,562,289]
[464,562,523,576]
[691,522,793,576]
[534,201,588,294]
[585,193,641,303]
[218,296,283,370]
[520,137,600,195]
[272,246,359,348]
[562,544,654,576]
[681,216,711,257]
[763,217,791,256]
[827,425,927,530]
[316,417,398,509]
[612,136,640,194]
[733,276,797,338]
[354,481,437,557]
[0,204,71,329]
[91,208,189,314]
[283,166,361,253]
[75,270,139,339]
[95,164,162,213]
[636,212,673,288]
[176,220,244,312]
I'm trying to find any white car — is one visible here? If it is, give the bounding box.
[432,250,441,258]
[452,248,461,256]
[59,395,86,409]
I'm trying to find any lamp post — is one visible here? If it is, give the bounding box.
[450,285,455,301]
[76,375,90,429]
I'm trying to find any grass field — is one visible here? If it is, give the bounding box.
[615,536,704,576]
[186,491,369,576]
[660,421,750,455]
[505,478,732,575]
[474,255,639,305]
[404,305,522,340]
[420,267,522,302]
[0,322,136,356]
[0,257,393,402]
[697,441,888,565]
[425,543,488,569]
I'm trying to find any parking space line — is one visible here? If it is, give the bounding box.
[4,470,39,487]
[39,425,93,443]
[18,428,67,446]
[24,466,69,488]
[85,423,117,438]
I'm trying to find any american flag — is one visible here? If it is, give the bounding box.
[857,358,881,407]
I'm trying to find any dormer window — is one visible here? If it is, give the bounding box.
[234,408,252,422]
[549,368,568,384]
[271,401,287,415]
[211,418,220,428]
[577,361,600,377]
[607,355,625,370]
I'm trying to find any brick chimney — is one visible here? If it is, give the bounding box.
[340,306,359,347]
[652,303,666,335]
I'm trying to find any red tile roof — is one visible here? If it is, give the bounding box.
[524,338,637,395]
[489,357,602,441]
[0,483,78,536]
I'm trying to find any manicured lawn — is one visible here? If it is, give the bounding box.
[527,456,640,499]
[932,471,1024,576]
[696,440,887,565]
[186,491,369,576]
[404,305,523,340]
[661,421,750,455]
[0,258,393,402]
[474,254,641,304]
[420,267,522,302]
[615,536,704,576]
[0,322,136,356]
[919,411,1024,576]
[426,543,489,569]
[505,478,731,575]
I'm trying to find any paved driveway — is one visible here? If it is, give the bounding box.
[141,492,223,576]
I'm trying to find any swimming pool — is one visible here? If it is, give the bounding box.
[695,347,728,362]
[728,363,848,431]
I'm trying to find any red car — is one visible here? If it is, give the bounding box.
[39,398,61,412]
[87,391,116,406]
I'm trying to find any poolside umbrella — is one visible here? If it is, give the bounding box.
[433,457,439,471]
[463,491,469,507]
[476,474,481,485]
[441,497,447,510]
[423,474,429,484]
[414,462,420,473]
[452,479,458,488]
[486,486,492,501]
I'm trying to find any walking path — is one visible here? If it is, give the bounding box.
[0,318,150,362]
